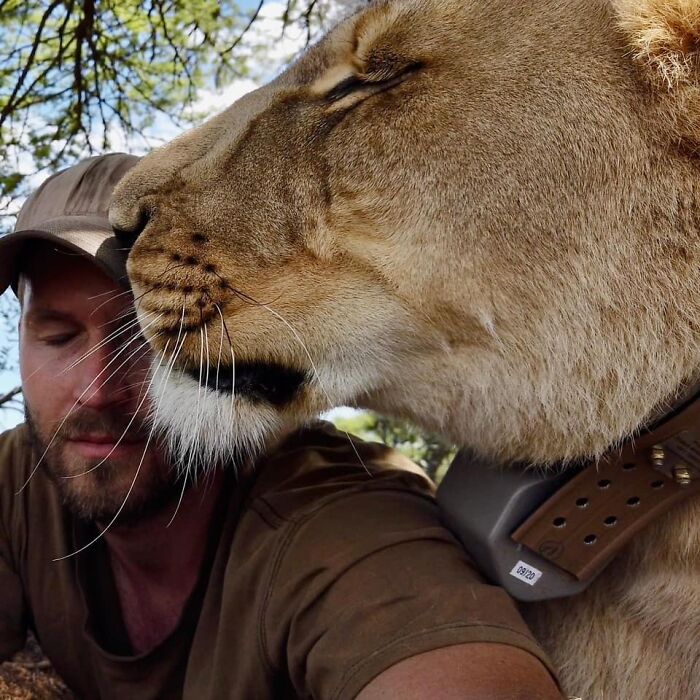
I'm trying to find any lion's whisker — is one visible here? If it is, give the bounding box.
[62,315,145,374]
[193,321,213,479]
[62,339,171,479]
[20,331,153,407]
[215,306,224,394]
[16,324,163,494]
[89,288,135,317]
[149,317,190,474]
[165,472,189,529]
[110,381,155,394]
[203,321,211,407]
[262,304,372,477]
[214,303,236,432]
[194,326,205,476]
[153,328,189,474]
[62,311,159,375]
[97,306,139,330]
[94,283,166,329]
[87,288,128,302]
[148,304,187,457]
[51,349,167,561]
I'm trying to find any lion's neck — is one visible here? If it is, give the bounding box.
[524,495,700,699]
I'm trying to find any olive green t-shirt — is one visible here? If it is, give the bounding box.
[0,422,554,699]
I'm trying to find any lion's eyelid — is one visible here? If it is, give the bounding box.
[325,75,369,102]
[324,62,424,104]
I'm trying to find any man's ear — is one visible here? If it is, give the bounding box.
[616,0,700,150]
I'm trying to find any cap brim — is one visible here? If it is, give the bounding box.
[0,215,129,297]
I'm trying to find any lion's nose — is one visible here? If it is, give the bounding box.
[109,201,150,249]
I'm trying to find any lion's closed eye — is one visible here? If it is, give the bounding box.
[324,62,423,108]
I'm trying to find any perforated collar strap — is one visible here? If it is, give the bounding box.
[512,390,700,582]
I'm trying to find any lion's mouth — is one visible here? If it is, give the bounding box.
[185,361,306,406]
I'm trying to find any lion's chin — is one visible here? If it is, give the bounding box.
[147,363,298,476]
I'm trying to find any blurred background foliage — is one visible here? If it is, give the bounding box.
[0,0,358,208]
[335,412,456,483]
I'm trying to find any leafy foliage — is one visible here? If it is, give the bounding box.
[0,0,353,211]
[1,0,225,197]
[333,411,457,483]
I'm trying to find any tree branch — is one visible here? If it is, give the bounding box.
[71,0,96,137]
[221,0,264,57]
[0,0,65,129]
[0,386,21,409]
[302,0,318,46]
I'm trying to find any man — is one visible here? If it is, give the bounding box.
[0,154,562,699]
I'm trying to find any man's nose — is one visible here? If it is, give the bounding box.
[73,342,131,409]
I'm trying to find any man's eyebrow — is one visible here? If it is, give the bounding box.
[25,308,78,323]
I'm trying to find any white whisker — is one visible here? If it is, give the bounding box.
[62,339,171,479]
[97,306,138,330]
[16,327,162,494]
[194,327,205,477]
[203,322,211,399]
[263,304,372,476]
[87,289,127,302]
[215,308,224,393]
[63,315,146,373]
[62,311,159,375]
[148,305,188,472]
[51,346,168,561]
[89,288,135,317]
[165,472,189,528]
[214,303,236,433]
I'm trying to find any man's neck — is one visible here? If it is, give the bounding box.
[102,470,225,655]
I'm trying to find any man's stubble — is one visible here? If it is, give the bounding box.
[24,401,186,524]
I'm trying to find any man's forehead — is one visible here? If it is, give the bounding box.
[20,242,131,318]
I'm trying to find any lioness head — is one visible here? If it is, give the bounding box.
[110,0,700,470]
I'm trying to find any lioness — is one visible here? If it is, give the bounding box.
[110,0,700,696]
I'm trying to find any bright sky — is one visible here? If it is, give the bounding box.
[0,0,358,432]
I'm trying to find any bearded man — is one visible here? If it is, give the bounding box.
[0,154,561,699]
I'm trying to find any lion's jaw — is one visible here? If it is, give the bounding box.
[111,0,700,471]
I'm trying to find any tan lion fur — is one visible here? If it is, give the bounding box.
[111,0,700,696]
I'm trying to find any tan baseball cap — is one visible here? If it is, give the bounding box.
[0,153,140,296]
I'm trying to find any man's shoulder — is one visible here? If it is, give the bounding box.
[0,423,29,444]
[0,423,32,489]
[246,421,435,526]
[0,424,38,542]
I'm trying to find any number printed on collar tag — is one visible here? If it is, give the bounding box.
[509,560,543,586]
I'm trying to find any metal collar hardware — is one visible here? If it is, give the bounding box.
[512,390,700,584]
[437,384,700,601]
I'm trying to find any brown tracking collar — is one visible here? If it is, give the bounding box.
[512,393,700,582]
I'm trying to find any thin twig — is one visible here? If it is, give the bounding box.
[0,0,65,129]
[0,386,22,408]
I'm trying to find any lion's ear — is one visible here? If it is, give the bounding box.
[615,0,700,148]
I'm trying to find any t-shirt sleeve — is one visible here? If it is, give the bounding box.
[0,430,28,660]
[261,480,556,700]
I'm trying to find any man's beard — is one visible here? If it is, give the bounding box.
[25,402,186,524]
